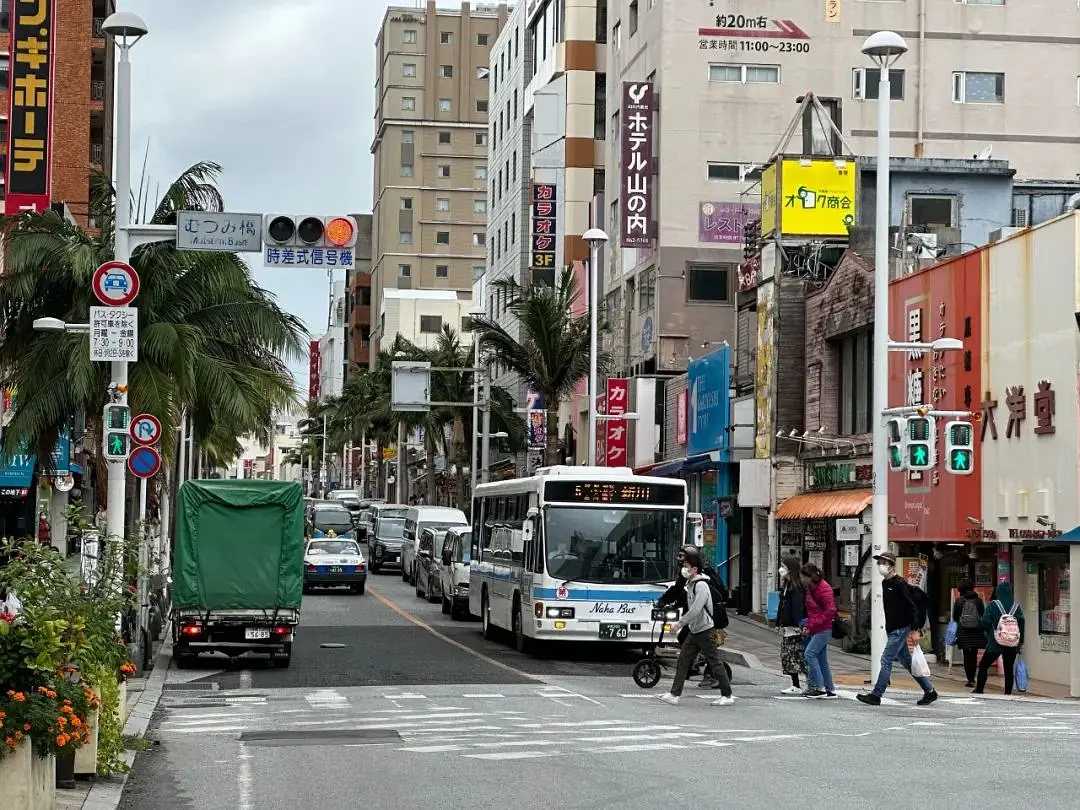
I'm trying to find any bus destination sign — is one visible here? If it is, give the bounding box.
[545,481,684,506]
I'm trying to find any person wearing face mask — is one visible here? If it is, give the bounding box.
[659,549,734,706]
[657,545,729,688]
[857,552,938,706]
[799,563,838,699]
[776,556,807,694]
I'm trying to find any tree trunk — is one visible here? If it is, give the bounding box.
[425,429,437,506]
[545,403,561,467]
[452,416,466,511]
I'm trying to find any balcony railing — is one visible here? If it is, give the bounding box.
[90,143,103,166]
[91,80,106,101]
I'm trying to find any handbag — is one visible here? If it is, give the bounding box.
[1014,657,1029,693]
[831,615,850,640]
[944,619,958,647]
[910,644,931,678]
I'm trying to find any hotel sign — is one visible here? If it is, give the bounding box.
[620,82,655,248]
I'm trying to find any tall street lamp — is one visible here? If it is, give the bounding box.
[583,228,609,465]
[101,10,149,544]
[863,30,908,682]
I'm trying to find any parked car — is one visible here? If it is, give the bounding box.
[368,505,409,573]
[438,527,472,620]
[401,506,469,586]
[414,527,447,603]
[303,538,366,595]
[307,503,356,539]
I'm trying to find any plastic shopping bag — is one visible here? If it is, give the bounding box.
[1014,657,1029,693]
[944,619,958,647]
[910,644,931,679]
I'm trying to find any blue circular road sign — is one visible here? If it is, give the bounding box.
[127,445,161,479]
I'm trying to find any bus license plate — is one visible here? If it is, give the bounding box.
[245,628,270,640]
[599,623,628,640]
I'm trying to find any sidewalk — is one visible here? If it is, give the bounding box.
[722,613,1074,700]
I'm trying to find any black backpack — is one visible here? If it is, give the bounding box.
[697,576,729,630]
[906,581,929,629]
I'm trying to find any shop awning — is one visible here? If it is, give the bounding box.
[775,489,872,520]
[635,451,724,478]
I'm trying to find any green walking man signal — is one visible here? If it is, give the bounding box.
[905,415,935,472]
[944,420,975,476]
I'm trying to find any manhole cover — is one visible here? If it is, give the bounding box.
[320,643,347,649]
[239,729,400,747]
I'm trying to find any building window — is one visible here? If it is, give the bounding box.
[686,263,732,302]
[477,66,490,80]
[707,162,742,181]
[399,264,412,277]
[436,231,450,245]
[420,315,443,334]
[477,99,489,113]
[474,199,487,214]
[438,131,451,145]
[438,164,451,178]
[473,232,486,246]
[476,165,487,181]
[438,98,452,112]
[709,63,780,84]
[511,210,516,243]
[952,71,1005,104]
[436,197,450,212]
[401,96,416,111]
[402,130,414,144]
[473,265,485,282]
[512,150,518,181]
[909,195,956,228]
[629,0,638,36]
[836,330,872,436]
[639,267,656,311]
[613,20,621,49]
[402,29,417,44]
[852,67,904,100]
[401,197,413,210]
[476,131,488,146]
[402,63,416,78]
[440,31,452,45]
[439,65,454,78]
[436,265,449,278]
[1038,557,1071,636]
[401,164,413,177]
[477,33,489,46]
[399,231,413,245]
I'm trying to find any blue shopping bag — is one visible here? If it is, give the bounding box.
[944,619,958,647]
[1014,657,1029,693]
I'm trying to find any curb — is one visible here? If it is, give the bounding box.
[718,645,768,672]
[81,635,172,810]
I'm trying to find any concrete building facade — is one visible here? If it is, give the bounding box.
[345,214,374,373]
[369,2,507,365]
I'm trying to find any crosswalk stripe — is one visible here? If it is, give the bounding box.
[592,743,685,753]
[573,732,706,743]
[466,740,564,749]
[462,694,505,698]
[398,744,466,753]
[463,751,560,760]
[730,734,803,742]
[513,720,623,728]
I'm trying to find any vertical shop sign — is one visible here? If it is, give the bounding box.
[5,0,57,214]
[308,340,321,401]
[531,183,557,283]
[676,389,688,446]
[604,378,629,467]
[620,82,654,248]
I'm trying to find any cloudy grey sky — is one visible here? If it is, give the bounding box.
[124,0,461,388]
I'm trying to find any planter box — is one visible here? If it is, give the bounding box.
[73,710,98,778]
[0,738,55,810]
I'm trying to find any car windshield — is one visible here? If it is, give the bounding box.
[543,507,682,584]
[378,518,405,539]
[313,510,353,531]
[379,508,408,520]
[307,540,360,555]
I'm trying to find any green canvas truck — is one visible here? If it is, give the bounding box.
[172,479,304,668]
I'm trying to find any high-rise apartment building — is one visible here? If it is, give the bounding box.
[1,0,114,227]
[369,2,507,365]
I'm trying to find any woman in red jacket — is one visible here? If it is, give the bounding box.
[800,563,838,699]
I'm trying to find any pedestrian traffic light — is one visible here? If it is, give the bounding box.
[263,215,358,248]
[906,415,936,471]
[103,404,130,462]
[945,420,975,475]
[886,417,907,472]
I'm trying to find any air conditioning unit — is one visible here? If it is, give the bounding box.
[906,232,938,259]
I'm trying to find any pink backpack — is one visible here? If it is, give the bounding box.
[993,600,1021,647]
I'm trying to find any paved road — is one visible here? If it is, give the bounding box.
[120,568,1080,810]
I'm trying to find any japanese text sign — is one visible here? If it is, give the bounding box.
[5,0,57,214]
[177,211,263,252]
[604,378,629,467]
[699,202,759,244]
[90,306,138,362]
[528,410,546,449]
[620,82,655,248]
[265,246,354,269]
[308,340,321,401]
[676,389,688,446]
[531,183,557,275]
[761,158,856,237]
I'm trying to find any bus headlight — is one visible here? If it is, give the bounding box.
[546,607,575,619]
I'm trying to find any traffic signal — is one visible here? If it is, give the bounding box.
[906,415,936,471]
[263,215,358,248]
[103,404,130,461]
[945,420,975,475]
[885,417,907,472]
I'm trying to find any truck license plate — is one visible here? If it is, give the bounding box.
[599,623,628,640]
[245,628,270,640]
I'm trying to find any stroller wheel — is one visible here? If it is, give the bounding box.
[632,659,662,689]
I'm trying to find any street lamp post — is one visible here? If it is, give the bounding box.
[101,11,149,546]
[583,228,609,465]
[863,30,908,683]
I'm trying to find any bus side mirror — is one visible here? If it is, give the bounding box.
[688,512,704,547]
[526,506,539,520]
[522,518,534,547]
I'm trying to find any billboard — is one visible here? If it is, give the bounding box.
[620,82,655,248]
[760,157,856,238]
[688,346,731,456]
[699,202,759,244]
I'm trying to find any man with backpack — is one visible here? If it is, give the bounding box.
[973,581,1025,695]
[657,545,730,688]
[659,548,735,707]
[857,552,939,706]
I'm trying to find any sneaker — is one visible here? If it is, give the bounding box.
[916,690,939,706]
[781,686,803,695]
[658,693,680,706]
[802,689,827,699]
[822,692,840,700]
[856,693,881,706]
[697,677,719,689]
[711,695,736,707]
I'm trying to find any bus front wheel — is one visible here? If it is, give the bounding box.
[512,600,531,655]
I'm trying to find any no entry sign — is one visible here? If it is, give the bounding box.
[92,260,140,306]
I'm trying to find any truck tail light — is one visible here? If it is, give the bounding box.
[180,623,202,637]
[273,626,291,636]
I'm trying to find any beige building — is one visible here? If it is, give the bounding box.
[370,2,508,363]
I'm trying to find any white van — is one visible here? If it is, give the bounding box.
[401,506,468,587]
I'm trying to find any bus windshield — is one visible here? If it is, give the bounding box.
[543,506,682,584]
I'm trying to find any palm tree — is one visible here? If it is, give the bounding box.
[0,163,305,502]
[469,268,606,466]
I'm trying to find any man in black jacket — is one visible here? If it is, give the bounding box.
[857,552,938,706]
[658,545,728,687]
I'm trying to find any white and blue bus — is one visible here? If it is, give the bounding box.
[468,466,695,652]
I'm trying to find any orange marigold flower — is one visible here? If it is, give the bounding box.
[56,733,69,747]
[0,710,6,720]
[57,716,67,727]
[61,705,73,714]
[70,716,81,727]
[4,736,15,749]
[46,690,56,699]
[23,723,31,732]
[12,692,25,702]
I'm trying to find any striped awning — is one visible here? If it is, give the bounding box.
[775,488,873,520]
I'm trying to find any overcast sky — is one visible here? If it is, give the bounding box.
[125,0,461,389]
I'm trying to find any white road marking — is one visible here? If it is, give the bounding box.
[305,689,347,705]
[729,734,804,742]
[513,720,623,728]
[169,712,248,721]
[908,721,946,727]
[463,751,560,760]
[573,732,706,743]
[701,741,735,748]
[237,745,253,810]
[466,740,564,749]
[398,744,466,753]
[384,693,427,700]
[462,693,504,698]
[592,743,685,753]
[224,697,266,705]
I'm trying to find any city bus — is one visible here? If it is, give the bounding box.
[468,466,696,653]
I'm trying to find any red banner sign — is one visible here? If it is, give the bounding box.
[604,378,629,467]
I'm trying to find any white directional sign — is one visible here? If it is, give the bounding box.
[177,211,262,253]
[90,306,138,362]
